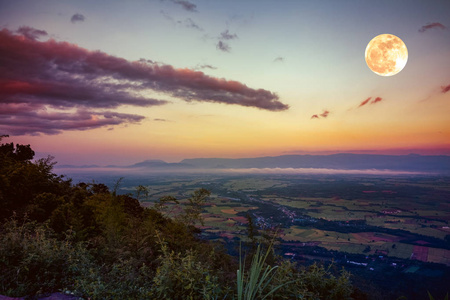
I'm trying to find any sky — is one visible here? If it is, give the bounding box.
[1,0,450,165]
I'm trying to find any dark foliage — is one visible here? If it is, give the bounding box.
[0,138,356,299]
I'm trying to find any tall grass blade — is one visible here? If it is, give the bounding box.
[236,240,296,300]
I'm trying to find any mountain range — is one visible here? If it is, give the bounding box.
[57,153,450,173]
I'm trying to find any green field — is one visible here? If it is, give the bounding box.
[136,174,450,266]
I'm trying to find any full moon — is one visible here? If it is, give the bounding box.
[365,34,408,76]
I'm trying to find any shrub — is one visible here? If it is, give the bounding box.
[0,217,93,297]
[150,232,224,300]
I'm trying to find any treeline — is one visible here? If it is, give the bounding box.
[0,137,356,299]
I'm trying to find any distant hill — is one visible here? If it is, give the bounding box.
[180,153,450,173]
[56,154,450,173]
[57,164,101,169]
[126,160,193,169]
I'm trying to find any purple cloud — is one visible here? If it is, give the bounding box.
[220,30,238,40]
[71,13,85,23]
[194,64,217,70]
[0,107,144,136]
[311,110,329,119]
[0,28,287,135]
[160,10,174,21]
[216,41,231,52]
[178,18,203,31]
[215,30,238,52]
[419,22,446,33]
[167,0,197,12]
[441,84,450,93]
[161,11,202,31]
[16,26,47,40]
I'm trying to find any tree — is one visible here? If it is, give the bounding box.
[179,188,211,227]
[135,185,149,202]
[246,213,258,247]
[0,142,35,161]
[0,139,70,220]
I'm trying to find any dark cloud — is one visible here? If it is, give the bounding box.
[194,64,217,70]
[0,28,287,135]
[320,110,329,118]
[160,10,174,22]
[358,97,371,108]
[70,13,85,23]
[16,26,47,40]
[273,57,284,63]
[311,110,329,119]
[160,11,202,31]
[178,18,203,31]
[441,84,450,93]
[357,96,383,108]
[371,97,383,104]
[153,118,169,122]
[216,41,231,52]
[216,30,238,52]
[220,30,238,40]
[172,0,197,12]
[0,107,143,136]
[419,22,446,33]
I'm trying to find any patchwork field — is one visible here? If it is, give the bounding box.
[133,174,450,266]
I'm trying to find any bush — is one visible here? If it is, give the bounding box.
[150,233,224,300]
[71,258,153,300]
[0,217,93,297]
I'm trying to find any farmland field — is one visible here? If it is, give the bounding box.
[109,174,450,266]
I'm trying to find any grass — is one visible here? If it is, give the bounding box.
[236,242,292,300]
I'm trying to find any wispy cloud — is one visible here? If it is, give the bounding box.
[216,40,231,52]
[160,10,174,21]
[181,18,202,30]
[371,97,383,104]
[220,29,238,40]
[16,26,47,40]
[160,11,202,31]
[311,110,329,119]
[70,13,85,23]
[167,0,197,12]
[273,56,284,63]
[218,168,426,176]
[358,97,371,108]
[320,110,329,118]
[419,22,447,33]
[0,28,287,135]
[216,30,238,52]
[357,97,383,108]
[193,64,217,70]
[441,84,450,93]
[153,118,170,122]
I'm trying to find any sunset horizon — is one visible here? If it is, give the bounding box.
[1,0,449,166]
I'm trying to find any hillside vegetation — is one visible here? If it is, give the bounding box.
[0,137,355,299]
